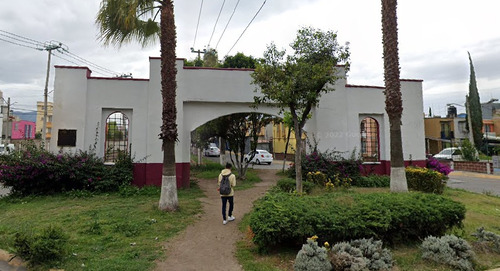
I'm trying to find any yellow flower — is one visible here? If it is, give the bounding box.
[324,242,330,248]
[310,235,318,241]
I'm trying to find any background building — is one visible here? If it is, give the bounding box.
[36,101,53,140]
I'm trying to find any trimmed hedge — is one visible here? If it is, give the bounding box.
[249,191,465,250]
[406,167,447,194]
[352,175,390,188]
[276,178,315,193]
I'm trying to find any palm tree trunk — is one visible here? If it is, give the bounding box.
[158,0,179,211]
[381,0,408,192]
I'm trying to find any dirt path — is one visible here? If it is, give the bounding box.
[154,169,280,271]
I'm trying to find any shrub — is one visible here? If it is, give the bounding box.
[427,156,453,176]
[294,236,332,271]
[289,149,361,183]
[472,227,500,252]
[276,178,315,193]
[329,238,393,271]
[306,171,328,185]
[0,144,133,195]
[249,192,465,250]
[14,225,69,267]
[421,235,475,271]
[405,167,447,194]
[460,139,478,161]
[352,175,390,188]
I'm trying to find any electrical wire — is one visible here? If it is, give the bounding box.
[0,29,123,77]
[52,52,113,77]
[0,30,43,46]
[192,0,204,49]
[215,0,240,51]
[207,0,226,48]
[0,37,40,50]
[225,0,266,56]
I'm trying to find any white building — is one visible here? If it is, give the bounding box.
[51,58,426,187]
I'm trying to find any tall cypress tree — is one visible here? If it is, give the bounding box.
[467,52,483,149]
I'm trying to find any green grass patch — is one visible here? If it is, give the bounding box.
[0,184,204,270]
[236,186,500,270]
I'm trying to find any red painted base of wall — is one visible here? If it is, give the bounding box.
[360,160,427,175]
[133,163,190,188]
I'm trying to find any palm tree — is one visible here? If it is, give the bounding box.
[96,0,179,210]
[381,0,408,192]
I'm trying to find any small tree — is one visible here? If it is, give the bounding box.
[223,52,257,69]
[252,26,350,192]
[467,52,483,149]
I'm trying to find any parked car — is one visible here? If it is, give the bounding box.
[433,147,462,160]
[244,149,273,165]
[0,144,15,155]
[204,146,220,157]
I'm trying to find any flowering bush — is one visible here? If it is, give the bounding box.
[405,166,447,194]
[289,149,361,186]
[427,156,452,176]
[0,144,133,196]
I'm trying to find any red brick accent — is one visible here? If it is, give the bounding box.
[133,163,190,188]
[453,161,493,174]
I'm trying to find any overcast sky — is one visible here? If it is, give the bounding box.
[0,0,499,117]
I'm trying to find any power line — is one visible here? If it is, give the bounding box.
[52,52,113,77]
[0,30,42,46]
[225,0,266,56]
[207,0,226,48]
[215,0,240,51]
[56,49,119,76]
[0,37,39,50]
[192,0,204,49]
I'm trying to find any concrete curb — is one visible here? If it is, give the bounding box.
[449,171,500,180]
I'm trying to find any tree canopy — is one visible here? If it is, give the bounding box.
[251,26,350,192]
[467,52,483,149]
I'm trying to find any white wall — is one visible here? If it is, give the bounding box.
[51,59,426,167]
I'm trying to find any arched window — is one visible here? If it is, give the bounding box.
[360,117,379,162]
[105,112,129,163]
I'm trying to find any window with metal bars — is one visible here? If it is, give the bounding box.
[360,117,379,162]
[104,112,129,163]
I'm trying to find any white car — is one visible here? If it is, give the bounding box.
[204,146,220,157]
[433,147,462,160]
[244,149,273,165]
[0,144,15,155]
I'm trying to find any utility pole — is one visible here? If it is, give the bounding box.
[6,97,10,143]
[38,41,64,150]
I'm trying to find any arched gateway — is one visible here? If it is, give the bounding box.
[51,58,426,188]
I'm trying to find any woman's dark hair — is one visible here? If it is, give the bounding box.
[225,162,232,169]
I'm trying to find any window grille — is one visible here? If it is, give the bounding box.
[104,112,129,163]
[360,117,379,162]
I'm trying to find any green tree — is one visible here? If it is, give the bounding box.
[223,52,257,69]
[381,0,407,192]
[466,52,483,149]
[96,0,179,211]
[203,48,219,67]
[252,26,350,193]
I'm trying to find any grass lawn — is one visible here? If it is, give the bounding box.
[236,185,500,271]
[0,184,204,271]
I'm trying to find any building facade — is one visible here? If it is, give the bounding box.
[11,119,36,140]
[51,58,426,187]
[36,101,53,140]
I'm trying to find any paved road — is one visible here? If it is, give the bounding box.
[447,171,500,196]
